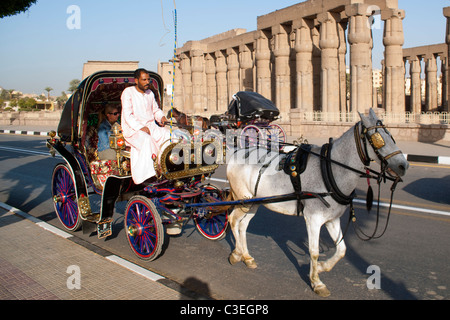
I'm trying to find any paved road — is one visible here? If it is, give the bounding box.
[0,133,449,300]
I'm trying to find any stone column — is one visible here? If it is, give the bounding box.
[293,19,314,113]
[273,24,291,118]
[440,55,448,112]
[180,52,193,112]
[444,7,450,112]
[425,54,438,111]
[346,4,373,113]
[173,58,184,111]
[382,8,405,114]
[338,21,348,112]
[191,49,204,114]
[227,47,240,102]
[239,44,254,92]
[205,53,217,112]
[254,30,272,100]
[318,12,340,113]
[409,56,422,114]
[215,50,228,112]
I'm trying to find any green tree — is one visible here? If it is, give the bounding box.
[68,79,80,94]
[0,0,37,18]
[44,86,53,101]
[18,97,37,110]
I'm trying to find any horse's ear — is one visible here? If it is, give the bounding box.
[358,111,369,126]
[368,108,378,120]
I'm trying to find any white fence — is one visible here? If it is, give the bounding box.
[301,111,449,125]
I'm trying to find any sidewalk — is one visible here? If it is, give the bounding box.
[0,203,193,300]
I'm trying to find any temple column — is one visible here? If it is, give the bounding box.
[293,19,314,113]
[173,58,184,111]
[338,21,348,112]
[227,47,240,102]
[382,8,405,114]
[273,24,291,118]
[346,4,373,113]
[409,56,422,114]
[191,49,204,114]
[425,54,438,111]
[440,55,448,112]
[215,50,228,112]
[180,53,193,112]
[254,30,272,100]
[239,44,254,91]
[205,53,217,112]
[444,7,450,112]
[318,12,340,113]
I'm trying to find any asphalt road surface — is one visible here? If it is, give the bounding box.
[0,134,449,300]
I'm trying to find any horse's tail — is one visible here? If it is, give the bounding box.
[207,188,234,214]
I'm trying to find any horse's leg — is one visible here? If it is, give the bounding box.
[305,214,331,297]
[238,209,257,268]
[228,207,257,268]
[228,207,246,265]
[318,218,347,273]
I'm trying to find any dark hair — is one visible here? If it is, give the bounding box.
[134,68,149,79]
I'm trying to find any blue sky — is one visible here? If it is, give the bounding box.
[0,0,447,95]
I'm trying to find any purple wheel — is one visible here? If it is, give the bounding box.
[51,164,82,231]
[194,185,229,241]
[268,124,286,147]
[124,196,164,261]
[239,125,263,149]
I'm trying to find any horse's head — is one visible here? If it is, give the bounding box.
[358,109,409,177]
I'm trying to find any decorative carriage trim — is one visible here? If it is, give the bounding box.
[157,140,222,180]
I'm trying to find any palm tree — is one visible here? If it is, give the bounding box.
[44,87,53,101]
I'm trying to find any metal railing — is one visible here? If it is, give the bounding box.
[301,111,449,125]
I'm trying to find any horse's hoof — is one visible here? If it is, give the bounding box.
[313,284,331,297]
[243,258,257,269]
[228,253,241,266]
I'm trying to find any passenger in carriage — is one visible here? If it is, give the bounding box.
[121,68,171,185]
[97,104,121,160]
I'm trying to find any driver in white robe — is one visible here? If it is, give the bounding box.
[121,69,171,184]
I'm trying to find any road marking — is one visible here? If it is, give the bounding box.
[0,145,61,158]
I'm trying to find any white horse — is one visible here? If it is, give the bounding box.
[226,109,409,297]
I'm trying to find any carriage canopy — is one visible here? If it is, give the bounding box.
[57,70,164,143]
[227,91,280,120]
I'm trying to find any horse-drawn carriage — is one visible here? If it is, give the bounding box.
[170,91,286,149]
[47,70,228,261]
[47,69,408,297]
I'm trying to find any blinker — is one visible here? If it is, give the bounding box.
[370,132,385,150]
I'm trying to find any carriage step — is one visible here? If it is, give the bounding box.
[97,218,113,239]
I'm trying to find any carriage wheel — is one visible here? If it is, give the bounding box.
[194,185,229,241]
[239,125,263,149]
[268,124,286,147]
[124,196,164,261]
[51,163,82,231]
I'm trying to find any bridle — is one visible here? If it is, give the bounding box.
[354,120,403,170]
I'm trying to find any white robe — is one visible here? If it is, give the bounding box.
[121,86,170,184]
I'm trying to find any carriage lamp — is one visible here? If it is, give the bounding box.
[109,123,126,150]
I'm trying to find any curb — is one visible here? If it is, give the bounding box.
[404,154,450,165]
[0,129,49,136]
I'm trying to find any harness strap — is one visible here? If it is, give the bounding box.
[320,140,356,206]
